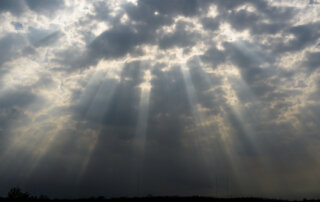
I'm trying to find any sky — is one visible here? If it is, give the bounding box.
[0,0,320,199]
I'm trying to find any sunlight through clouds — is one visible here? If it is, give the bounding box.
[0,0,320,199]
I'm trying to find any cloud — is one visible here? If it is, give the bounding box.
[27,28,63,47]
[303,51,320,72]
[274,22,320,53]
[0,0,65,16]
[0,0,26,15]
[0,34,27,66]
[158,20,200,50]
[138,0,212,17]
[201,17,220,31]
[52,0,213,71]
[200,46,225,67]
[25,0,65,14]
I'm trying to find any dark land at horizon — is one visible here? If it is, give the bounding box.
[2,196,320,202]
[2,188,320,202]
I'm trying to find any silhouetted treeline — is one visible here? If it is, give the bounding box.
[2,187,320,202]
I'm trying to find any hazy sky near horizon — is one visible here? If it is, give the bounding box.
[0,0,320,199]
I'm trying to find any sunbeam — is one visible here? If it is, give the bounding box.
[220,57,282,195]
[180,52,237,197]
[191,55,246,196]
[1,0,320,199]
[67,60,123,183]
[2,60,124,187]
[134,68,152,196]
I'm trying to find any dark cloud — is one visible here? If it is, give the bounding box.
[25,0,65,14]
[274,22,320,53]
[0,0,65,16]
[211,0,295,37]
[201,17,220,31]
[227,10,261,32]
[303,51,320,72]
[0,89,37,109]
[226,9,288,35]
[55,23,157,71]
[158,21,200,50]
[309,78,320,101]
[90,1,112,21]
[309,0,320,5]
[0,0,26,15]
[138,0,211,17]
[200,46,225,67]
[90,26,152,59]
[0,34,27,66]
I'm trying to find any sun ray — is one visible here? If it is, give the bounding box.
[190,54,254,196]
[134,68,152,196]
[71,61,123,183]
[19,60,124,184]
[178,52,239,197]
[220,56,283,194]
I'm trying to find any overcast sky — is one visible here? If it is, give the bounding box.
[0,0,320,199]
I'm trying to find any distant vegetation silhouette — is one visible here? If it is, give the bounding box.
[7,187,30,200]
[1,187,320,202]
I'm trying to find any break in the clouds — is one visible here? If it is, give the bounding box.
[0,0,320,199]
